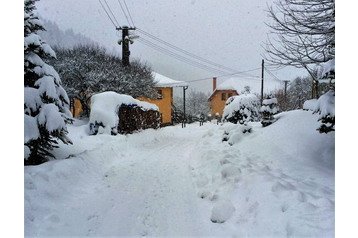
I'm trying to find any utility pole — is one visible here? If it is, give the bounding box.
[283,80,289,97]
[182,86,188,128]
[116,26,137,67]
[261,59,264,105]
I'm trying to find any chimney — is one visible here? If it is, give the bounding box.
[213,77,217,91]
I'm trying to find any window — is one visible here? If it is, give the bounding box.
[157,89,163,99]
[221,93,226,101]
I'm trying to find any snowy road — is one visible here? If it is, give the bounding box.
[25,124,225,236]
[83,131,213,236]
[25,110,335,237]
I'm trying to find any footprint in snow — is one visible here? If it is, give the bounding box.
[221,165,241,179]
[48,214,60,223]
[210,200,236,223]
[281,203,289,213]
[271,181,296,194]
[295,191,307,203]
[220,158,232,165]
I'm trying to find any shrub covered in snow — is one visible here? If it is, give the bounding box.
[314,90,335,133]
[89,91,159,135]
[222,124,252,146]
[303,99,318,111]
[319,59,335,84]
[222,93,260,124]
[260,97,279,127]
[24,0,72,165]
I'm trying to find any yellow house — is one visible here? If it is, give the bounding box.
[208,77,283,116]
[138,73,188,126]
[208,77,238,117]
[70,73,188,126]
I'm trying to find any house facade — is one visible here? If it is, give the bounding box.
[70,73,188,126]
[137,87,173,125]
[208,77,283,117]
[138,73,188,126]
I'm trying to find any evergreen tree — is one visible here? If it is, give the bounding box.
[222,93,260,125]
[314,60,335,133]
[260,97,279,127]
[24,0,72,165]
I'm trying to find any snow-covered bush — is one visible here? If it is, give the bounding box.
[222,124,252,146]
[222,93,260,125]
[319,59,335,84]
[314,90,335,133]
[89,91,159,135]
[24,0,72,165]
[314,57,334,133]
[260,97,279,127]
[303,99,318,111]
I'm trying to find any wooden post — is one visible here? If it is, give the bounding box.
[116,26,136,67]
[261,59,264,105]
[182,86,188,128]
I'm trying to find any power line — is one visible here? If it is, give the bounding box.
[137,37,229,74]
[98,0,118,28]
[136,28,240,73]
[103,0,120,27]
[123,0,135,26]
[186,68,261,83]
[264,68,283,82]
[117,0,132,27]
[97,2,262,82]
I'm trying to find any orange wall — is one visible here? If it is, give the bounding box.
[137,87,173,125]
[71,98,83,118]
[209,90,238,116]
[70,88,173,125]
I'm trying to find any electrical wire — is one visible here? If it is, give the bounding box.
[117,0,132,27]
[136,28,240,73]
[264,68,283,82]
[123,0,135,27]
[98,0,118,28]
[97,1,263,85]
[137,37,230,74]
[103,0,120,27]
[186,68,261,83]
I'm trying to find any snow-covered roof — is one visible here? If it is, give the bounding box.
[210,77,283,99]
[153,72,189,88]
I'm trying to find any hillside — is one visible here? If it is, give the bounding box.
[39,19,97,48]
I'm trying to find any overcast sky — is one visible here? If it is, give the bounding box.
[37,0,306,93]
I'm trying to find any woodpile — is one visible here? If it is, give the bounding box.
[117,104,161,134]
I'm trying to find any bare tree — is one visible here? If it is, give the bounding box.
[265,0,335,97]
[173,90,210,123]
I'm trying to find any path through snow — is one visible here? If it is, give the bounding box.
[25,110,334,237]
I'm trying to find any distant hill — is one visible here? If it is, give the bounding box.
[39,19,98,48]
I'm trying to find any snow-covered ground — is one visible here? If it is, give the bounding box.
[25,110,334,237]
